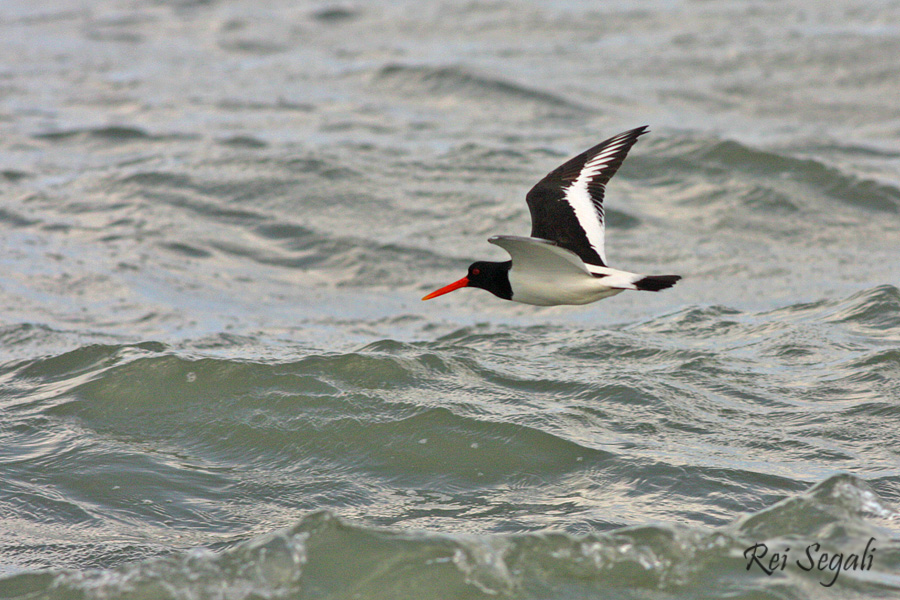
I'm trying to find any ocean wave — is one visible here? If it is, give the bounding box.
[3,283,899,584]
[33,126,196,145]
[821,285,900,330]
[766,285,900,333]
[632,135,900,215]
[372,63,591,115]
[704,140,900,213]
[4,475,896,600]
[32,346,611,479]
[633,285,900,337]
[108,166,452,284]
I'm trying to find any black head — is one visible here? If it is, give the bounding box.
[465,261,512,299]
[422,260,512,301]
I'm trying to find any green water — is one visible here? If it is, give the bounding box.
[1,0,900,598]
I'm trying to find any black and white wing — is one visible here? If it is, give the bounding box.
[524,126,648,267]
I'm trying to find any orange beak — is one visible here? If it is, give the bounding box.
[422,276,469,300]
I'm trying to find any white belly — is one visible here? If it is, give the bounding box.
[508,270,624,306]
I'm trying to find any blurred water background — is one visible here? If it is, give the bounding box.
[2,1,900,598]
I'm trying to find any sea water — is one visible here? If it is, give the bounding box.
[1,1,899,598]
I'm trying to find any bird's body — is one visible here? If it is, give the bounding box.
[423,126,680,306]
[509,263,625,306]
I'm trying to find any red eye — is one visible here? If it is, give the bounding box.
[472,268,480,276]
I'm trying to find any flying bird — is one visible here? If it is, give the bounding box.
[422,126,680,306]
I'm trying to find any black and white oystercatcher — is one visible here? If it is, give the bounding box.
[422,126,681,306]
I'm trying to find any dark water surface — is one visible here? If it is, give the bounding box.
[2,1,900,598]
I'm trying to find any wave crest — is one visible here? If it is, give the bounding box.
[16,474,897,599]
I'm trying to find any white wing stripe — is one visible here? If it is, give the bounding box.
[586,141,626,165]
[557,136,635,266]
[562,176,606,265]
[584,154,623,170]
[554,130,642,267]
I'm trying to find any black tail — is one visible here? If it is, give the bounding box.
[634,274,681,292]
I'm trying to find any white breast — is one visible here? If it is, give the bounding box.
[488,235,629,306]
[508,268,624,306]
